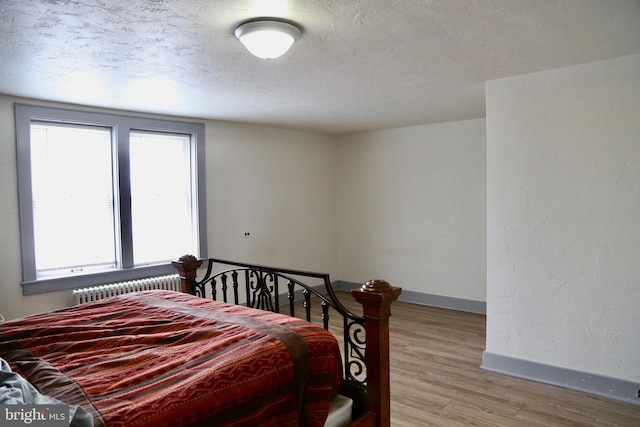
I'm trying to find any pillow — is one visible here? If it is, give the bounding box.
[1,357,93,426]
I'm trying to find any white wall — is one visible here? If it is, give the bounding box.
[486,54,640,381]
[336,119,486,301]
[205,121,338,274]
[0,95,338,320]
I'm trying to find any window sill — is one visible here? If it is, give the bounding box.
[22,263,178,295]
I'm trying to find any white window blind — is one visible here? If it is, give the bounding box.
[30,123,117,277]
[130,131,196,265]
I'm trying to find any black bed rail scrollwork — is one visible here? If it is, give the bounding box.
[190,257,369,388]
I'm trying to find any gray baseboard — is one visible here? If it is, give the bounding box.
[332,280,362,293]
[397,288,486,314]
[482,351,640,406]
[333,280,486,314]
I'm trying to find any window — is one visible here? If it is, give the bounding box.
[15,104,207,295]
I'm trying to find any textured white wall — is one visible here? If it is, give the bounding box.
[205,121,338,275]
[336,119,486,300]
[486,54,640,380]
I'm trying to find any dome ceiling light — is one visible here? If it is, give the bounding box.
[234,19,301,59]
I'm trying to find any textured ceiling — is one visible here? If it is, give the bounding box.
[1,0,639,135]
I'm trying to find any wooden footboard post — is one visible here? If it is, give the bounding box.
[352,280,401,427]
[171,255,203,294]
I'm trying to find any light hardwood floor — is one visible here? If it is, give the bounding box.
[329,292,640,427]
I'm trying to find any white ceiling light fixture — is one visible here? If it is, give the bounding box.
[234,19,301,59]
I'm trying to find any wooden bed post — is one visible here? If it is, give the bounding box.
[352,279,401,427]
[171,255,203,293]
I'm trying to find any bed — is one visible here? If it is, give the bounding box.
[0,256,401,427]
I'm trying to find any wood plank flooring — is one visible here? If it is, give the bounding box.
[303,291,640,427]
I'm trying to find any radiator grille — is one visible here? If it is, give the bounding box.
[72,274,181,305]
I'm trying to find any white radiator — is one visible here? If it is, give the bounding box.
[72,274,181,305]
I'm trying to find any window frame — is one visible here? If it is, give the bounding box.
[15,103,207,295]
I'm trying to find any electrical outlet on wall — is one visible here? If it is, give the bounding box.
[243,232,251,238]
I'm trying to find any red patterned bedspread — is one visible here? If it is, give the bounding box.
[0,290,343,427]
